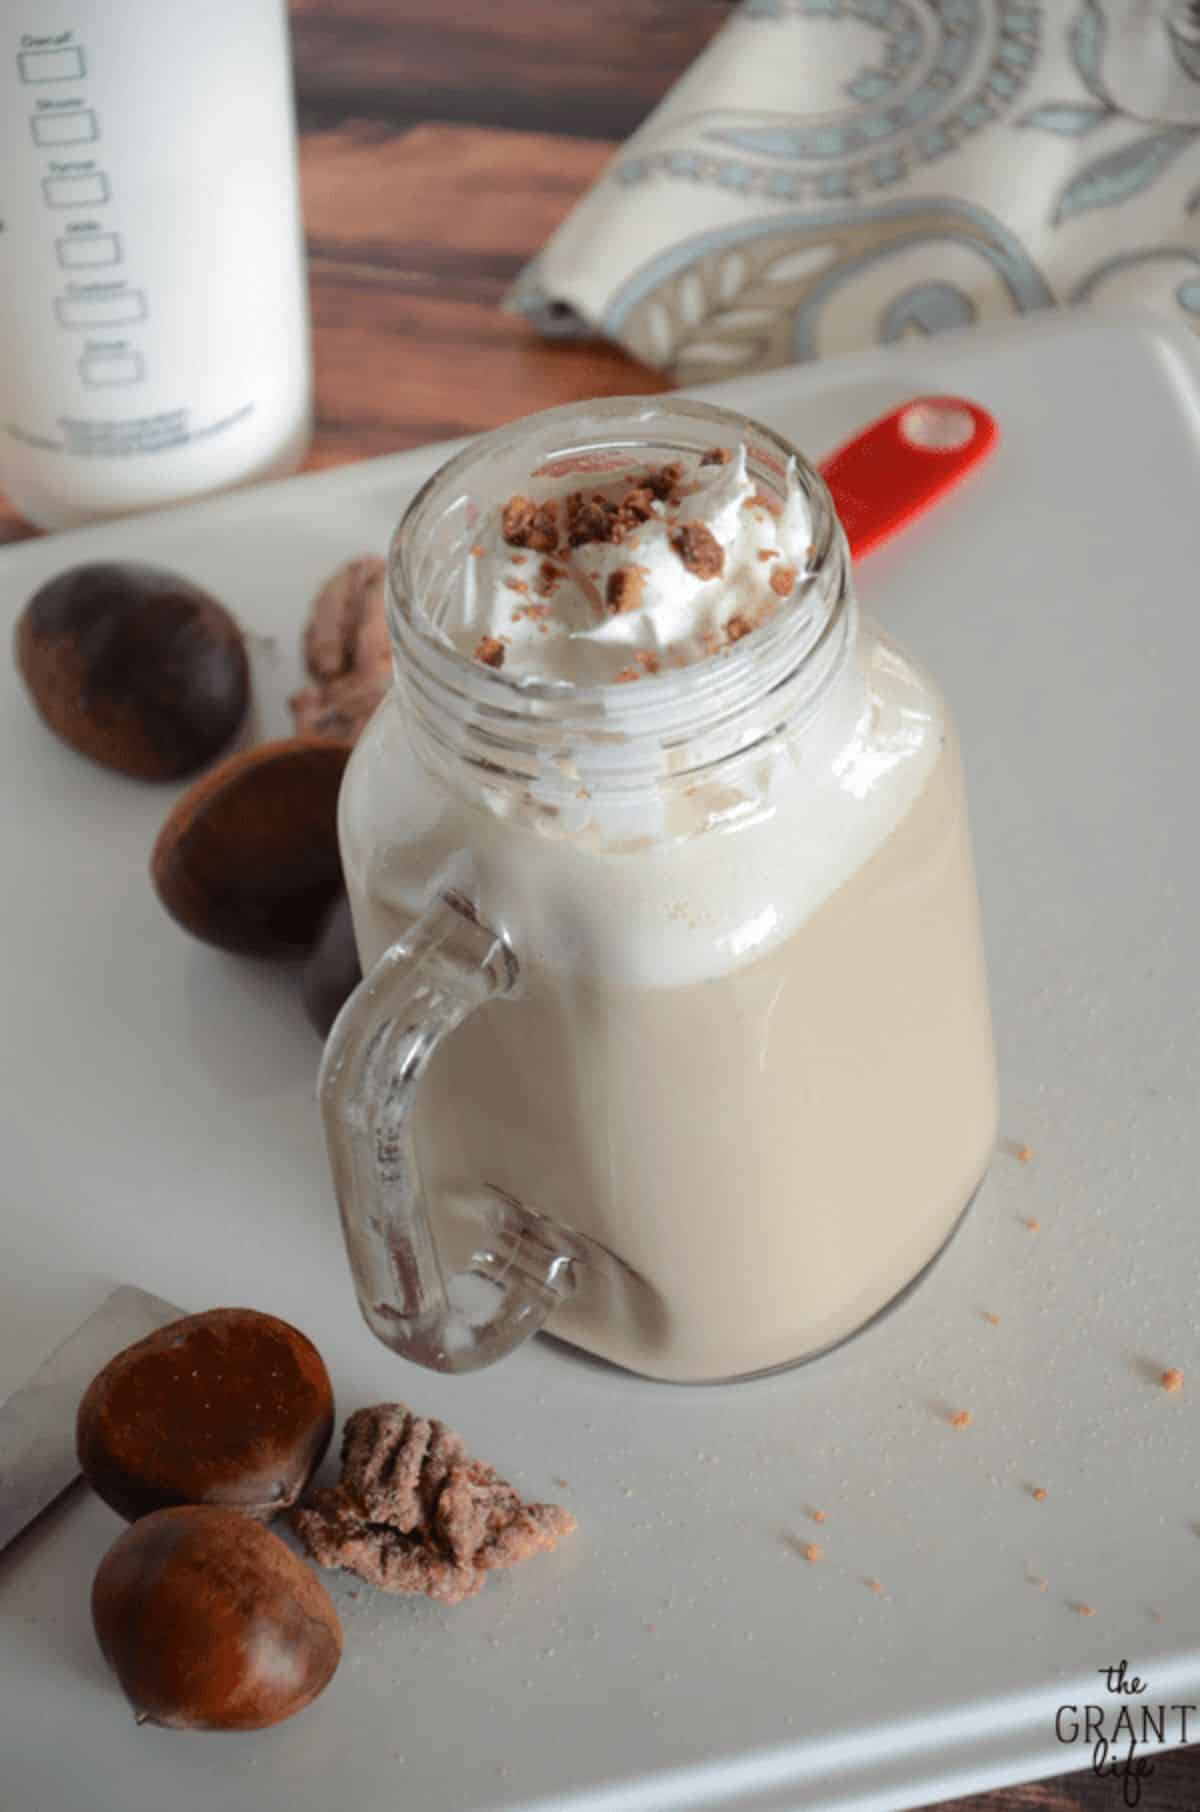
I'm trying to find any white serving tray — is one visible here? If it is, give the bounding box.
[2,311,1199,1812]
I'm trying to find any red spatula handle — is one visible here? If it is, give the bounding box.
[818,397,997,561]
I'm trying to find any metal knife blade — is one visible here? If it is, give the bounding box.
[0,1285,183,1552]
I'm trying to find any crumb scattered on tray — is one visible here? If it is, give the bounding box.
[1024,1217,1040,1232]
[950,1409,971,1429]
[982,1311,1001,1326]
[803,1544,823,1564]
[1032,1487,1048,1502]
[1160,1368,1184,1393]
[1073,1602,1096,1617]
[291,1403,575,1605]
[863,1577,884,1595]
[811,1509,826,1524]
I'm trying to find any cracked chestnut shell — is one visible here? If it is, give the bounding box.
[150,737,350,957]
[76,1308,334,1523]
[15,561,249,780]
[92,1506,342,1731]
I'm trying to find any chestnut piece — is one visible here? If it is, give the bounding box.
[150,737,350,957]
[92,1505,342,1731]
[15,561,249,780]
[301,892,362,1038]
[76,1308,334,1522]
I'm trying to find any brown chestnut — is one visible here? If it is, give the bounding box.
[15,561,249,780]
[92,1505,342,1731]
[150,737,350,957]
[77,1308,334,1522]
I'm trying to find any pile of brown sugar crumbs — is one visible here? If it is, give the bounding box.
[291,1403,576,1605]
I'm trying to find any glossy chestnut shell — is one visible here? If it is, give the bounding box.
[150,738,350,957]
[16,561,249,780]
[76,1308,334,1523]
[92,1505,343,1731]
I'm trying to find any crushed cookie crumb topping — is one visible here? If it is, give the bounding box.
[502,495,559,552]
[474,636,506,669]
[566,491,617,547]
[533,558,564,598]
[671,520,725,580]
[605,567,647,615]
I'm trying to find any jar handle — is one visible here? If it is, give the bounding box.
[318,889,582,1373]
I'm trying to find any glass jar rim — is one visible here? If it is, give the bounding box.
[384,395,855,819]
[386,394,848,735]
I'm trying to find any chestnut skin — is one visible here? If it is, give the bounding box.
[15,561,249,780]
[92,1506,343,1731]
[77,1308,334,1523]
[150,737,350,957]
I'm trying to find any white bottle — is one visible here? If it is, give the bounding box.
[0,0,312,530]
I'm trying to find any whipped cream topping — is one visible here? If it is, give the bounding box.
[435,445,813,687]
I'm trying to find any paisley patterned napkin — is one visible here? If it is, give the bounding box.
[509,0,1200,381]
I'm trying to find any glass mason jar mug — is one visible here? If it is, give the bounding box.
[322,398,998,1383]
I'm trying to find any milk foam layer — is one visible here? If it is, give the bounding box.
[344,629,946,990]
[435,446,812,687]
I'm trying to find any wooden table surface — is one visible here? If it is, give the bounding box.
[4,6,1196,1808]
